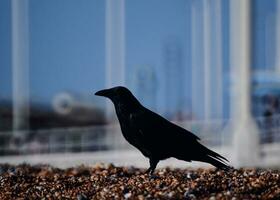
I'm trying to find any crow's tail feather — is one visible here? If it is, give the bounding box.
[202,146,229,162]
[202,155,232,171]
[199,147,232,171]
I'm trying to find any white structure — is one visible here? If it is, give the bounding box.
[105,0,125,121]
[230,0,260,167]
[202,0,211,121]
[213,0,223,120]
[276,0,280,72]
[11,0,30,134]
[191,0,223,121]
[52,92,98,115]
[191,2,202,120]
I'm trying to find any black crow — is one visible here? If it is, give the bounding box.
[95,86,231,174]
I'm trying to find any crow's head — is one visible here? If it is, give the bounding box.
[95,86,136,103]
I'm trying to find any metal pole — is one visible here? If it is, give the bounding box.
[230,0,260,167]
[203,0,211,121]
[215,0,223,119]
[191,2,199,119]
[105,0,125,121]
[276,0,280,72]
[11,0,30,134]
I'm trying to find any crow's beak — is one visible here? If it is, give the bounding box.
[95,89,111,97]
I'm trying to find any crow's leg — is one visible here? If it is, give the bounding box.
[146,158,159,175]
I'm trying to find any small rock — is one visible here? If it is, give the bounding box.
[8,167,16,175]
[189,194,196,199]
[167,191,175,198]
[137,195,145,200]
[124,192,132,199]
[77,193,88,200]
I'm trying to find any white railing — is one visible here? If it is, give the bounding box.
[0,116,279,165]
[0,125,126,155]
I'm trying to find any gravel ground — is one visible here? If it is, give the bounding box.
[0,163,279,200]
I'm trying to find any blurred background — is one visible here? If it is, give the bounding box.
[0,0,279,168]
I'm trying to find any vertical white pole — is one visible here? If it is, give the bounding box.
[215,0,223,120]
[230,0,259,167]
[11,0,30,134]
[203,0,211,121]
[276,0,280,72]
[105,0,125,121]
[191,2,199,119]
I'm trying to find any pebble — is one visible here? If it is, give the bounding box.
[77,193,88,200]
[124,192,132,199]
[0,164,278,199]
[167,191,175,198]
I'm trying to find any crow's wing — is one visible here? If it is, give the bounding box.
[129,108,201,158]
[130,108,200,140]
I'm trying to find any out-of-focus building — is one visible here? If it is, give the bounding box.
[133,65,157,111]
[0,93,105,131]
[163,37,184,120]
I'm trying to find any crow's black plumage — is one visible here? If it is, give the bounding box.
[95,86,231,174]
